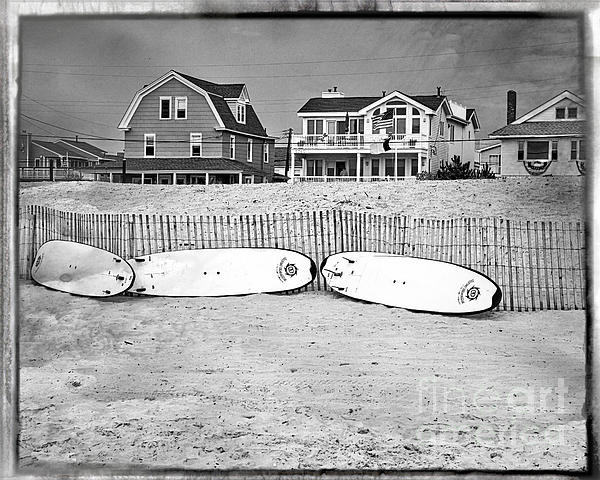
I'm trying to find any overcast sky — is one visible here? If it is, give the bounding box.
[19,15,582,153]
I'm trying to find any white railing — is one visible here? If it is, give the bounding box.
[296,175,416,182]
[19,167,91,181]
[293,133,427,151]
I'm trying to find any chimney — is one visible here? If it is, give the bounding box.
[382,90,386,97]
[333,86,337,92]
[507,90,517,125]
[436,86,442,97]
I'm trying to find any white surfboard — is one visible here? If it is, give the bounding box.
[127,248,317,297]
[31,240,135,297]
[321,251,502,314]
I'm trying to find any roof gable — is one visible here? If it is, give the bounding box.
[357,90,437,115]
[513,90,584,125]
[56,139,106,159]
[118,70,225,130]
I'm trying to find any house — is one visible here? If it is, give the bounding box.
[114,70,275,184]
[489,90,585,176]
[18,132,107,168]
[475,142,502,174]
[289,86,480,181]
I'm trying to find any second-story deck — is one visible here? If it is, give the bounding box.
[292,133,428,152]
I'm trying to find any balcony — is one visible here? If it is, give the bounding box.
[292,133,428,152]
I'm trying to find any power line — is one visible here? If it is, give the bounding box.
[22,55,575,81]
[22,95,116,128]
[22,40,578,68]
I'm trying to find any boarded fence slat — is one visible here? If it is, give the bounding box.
[18,206,586,311]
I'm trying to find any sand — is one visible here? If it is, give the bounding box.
[19,284,586,471]
[18,176,588,472]
[19,176,586,221]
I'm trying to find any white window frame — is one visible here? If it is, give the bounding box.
[159,96,171,120]
[263,142,269,163]
[230,135,235,159]
[237,103,246,124]
[175,97,188,119]
[144,133,156,158]
[247,138,253,162]
[190,133,202,157]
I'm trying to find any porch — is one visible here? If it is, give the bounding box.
[291,152,426,182]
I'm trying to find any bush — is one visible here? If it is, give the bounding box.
[415,155,497,180]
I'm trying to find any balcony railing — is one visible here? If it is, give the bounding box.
[296,175,416,182]
[293,133,427,151]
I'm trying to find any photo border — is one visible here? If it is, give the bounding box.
[1,1,598,478]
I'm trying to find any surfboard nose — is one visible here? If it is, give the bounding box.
[310,259,317,280]
[319,257,329,275]
[491,286,503,309]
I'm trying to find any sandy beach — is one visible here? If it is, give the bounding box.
[18,177,588,471]
[19,283,586,471]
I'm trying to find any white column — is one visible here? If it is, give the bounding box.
[173,172,177,184]
[302,157,306,178]
[141,172,145,184]
[290,151,296,183]
[109,172,113,183]
[238,172,243,184]
[251,175,255,184]
[205,172,210,185]
[356,153,361,182]
[394,149,398,180]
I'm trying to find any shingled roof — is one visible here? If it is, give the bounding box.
[298,94,448,114]
[175,71,245,99]
[490,121,586,137]
[84,157,269,177]
[32,141,89,158]
[57,139,107,158]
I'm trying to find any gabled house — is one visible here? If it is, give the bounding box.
[115,70,275,184]
[489,90,585,176]
[18,132,106,168]
[290,86,480,181]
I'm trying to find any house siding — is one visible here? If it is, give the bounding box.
[527,98,586,122]
[125,78,222,158]
[500,138,583,176]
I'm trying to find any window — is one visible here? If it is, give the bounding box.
[439,121,445,136]
[190,133,202,157]
[230,135,235,159]
[527,141,549,160]
[175,97,187,119]
[349,118,364,134]
[159,97,171,119]
[263,143,269,163]
[246,138,252,162]
[412,117,420,134]
[237,103,246,124]
[567,107,578,119]
[371,158,379,176]
[385,158,394,176]
[517,141,525,161]
[449,125,455,142]
[551,141,558,160]
[555,107,565,119]
[307,119,324,135]
[580,140,585,159]
[144,134,155,157]
[571,140,578,160]
[411,158,419,176]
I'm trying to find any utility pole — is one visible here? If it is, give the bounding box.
[284,127,292,178]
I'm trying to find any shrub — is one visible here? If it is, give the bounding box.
[436,155,472,180]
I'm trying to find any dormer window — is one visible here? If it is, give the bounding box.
[175,97,187,119]
[555,107,565,119]
[567,107,578,119]
[237,103,246,124]
[159,97,171,119]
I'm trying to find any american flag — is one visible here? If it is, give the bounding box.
[372,110,393,130]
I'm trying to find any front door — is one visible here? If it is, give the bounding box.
[336,161,346,176]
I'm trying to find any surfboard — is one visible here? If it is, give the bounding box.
[321,251,502,314]
[127,248,317,297]
[31,240,135,297]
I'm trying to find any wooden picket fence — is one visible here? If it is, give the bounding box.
[18,205,587,311]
